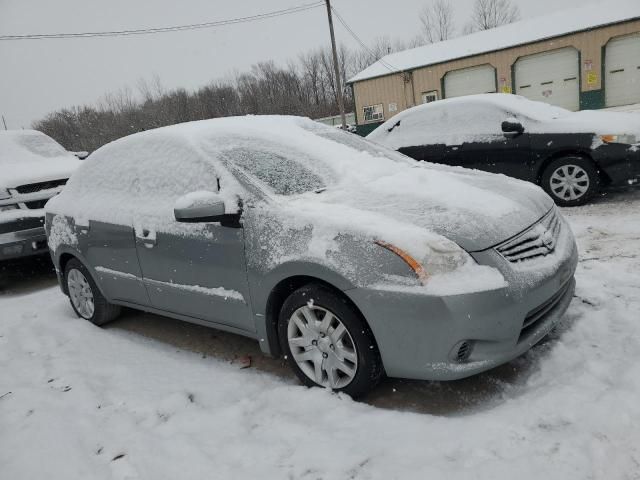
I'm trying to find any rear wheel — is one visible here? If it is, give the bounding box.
[541,156,600,206]
[278,284,383,398]
[64,258,120,326]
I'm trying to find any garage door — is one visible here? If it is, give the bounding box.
[605,34,640,107]
[514,48,579,111]
[444,65,496,98]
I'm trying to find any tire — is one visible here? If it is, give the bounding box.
[64,258,121,326]
[541,156,600,207]
[278,283,383,398]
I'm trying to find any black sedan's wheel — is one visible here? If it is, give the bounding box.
[541,156,600,206]
[64,258,121,326]
[278,284,383,398]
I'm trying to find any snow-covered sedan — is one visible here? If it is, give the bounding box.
[45,117,577,397]
[368,94,640,206]
[1,130,81,262]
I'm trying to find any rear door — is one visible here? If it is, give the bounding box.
[83,220,150,306]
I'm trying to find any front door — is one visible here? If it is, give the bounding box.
[134,221,254,332]
[453,133,532,180]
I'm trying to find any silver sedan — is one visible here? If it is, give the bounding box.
[45,116,577,397]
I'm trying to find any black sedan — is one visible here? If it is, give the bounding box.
[367,94,640,206]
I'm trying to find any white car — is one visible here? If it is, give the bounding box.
[0,130,81,261]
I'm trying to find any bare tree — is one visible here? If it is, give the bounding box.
[419,0,455,43]
[464,0,520,33]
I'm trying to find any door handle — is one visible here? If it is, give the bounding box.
[135,227,157,247]
[141,237,156,248]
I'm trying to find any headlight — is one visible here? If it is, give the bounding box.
[375,240,429,285]
[600,134,637,145]
[0,189,11,200]
[0,204,18,212]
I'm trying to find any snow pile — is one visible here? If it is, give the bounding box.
[350,0,640,82]
[369,94,640,149]
[2,191,640,479]
[0,130,81,189]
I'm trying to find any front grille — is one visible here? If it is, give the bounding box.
[519,281,571,342]
[15,179,67,194]
[497,209,561,263]
[0,216,44,235]
[24,200,48,209]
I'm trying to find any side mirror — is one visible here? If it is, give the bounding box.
[502,119,525,136]
[174,191,240,227]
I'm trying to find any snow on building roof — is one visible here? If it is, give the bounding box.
[348,0,640,84]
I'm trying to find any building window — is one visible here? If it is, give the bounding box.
[422,91,439,103]
[363,104,384,122]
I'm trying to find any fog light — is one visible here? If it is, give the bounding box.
[451,340,473,363]
[2,244,23,256]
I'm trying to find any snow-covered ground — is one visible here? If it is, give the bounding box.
[2,188,640,480]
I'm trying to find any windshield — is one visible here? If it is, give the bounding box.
[305,124,415,166]
[226,147,328,196]
[0,131,70,164]
[223,127,412,196]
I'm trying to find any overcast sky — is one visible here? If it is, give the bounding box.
[1,0,588,129]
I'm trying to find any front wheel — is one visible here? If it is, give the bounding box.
[64,258,121,326]
[278,284,383,398]
[541,156,600,206]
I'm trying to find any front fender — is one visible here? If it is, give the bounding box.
[247,260,359,357]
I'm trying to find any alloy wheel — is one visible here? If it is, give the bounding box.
[287,305,358,389]
[549,164,590,201]
[68,268,95,319]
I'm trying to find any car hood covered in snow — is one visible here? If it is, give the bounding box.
[0,130,81,189]
[535,110,640,138]
[284,163,553,252]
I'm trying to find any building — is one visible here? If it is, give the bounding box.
[315,112,357,127]
[348,0,640,135]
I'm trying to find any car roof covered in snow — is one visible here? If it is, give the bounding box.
[349,0,640,83]
[371,94,571,127]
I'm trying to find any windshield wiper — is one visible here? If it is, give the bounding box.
[387,120,401,133]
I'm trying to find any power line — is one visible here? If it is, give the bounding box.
[0,2,324,41]
[330,6,400,74]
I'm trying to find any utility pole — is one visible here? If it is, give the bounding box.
[325,0,347,129]
[1,115,6,130]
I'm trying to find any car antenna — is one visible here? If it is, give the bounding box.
[387,120,401,133]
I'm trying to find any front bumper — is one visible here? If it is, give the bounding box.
[593,144,640,186]
[0,226,49,261]
[346,214,579,381]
